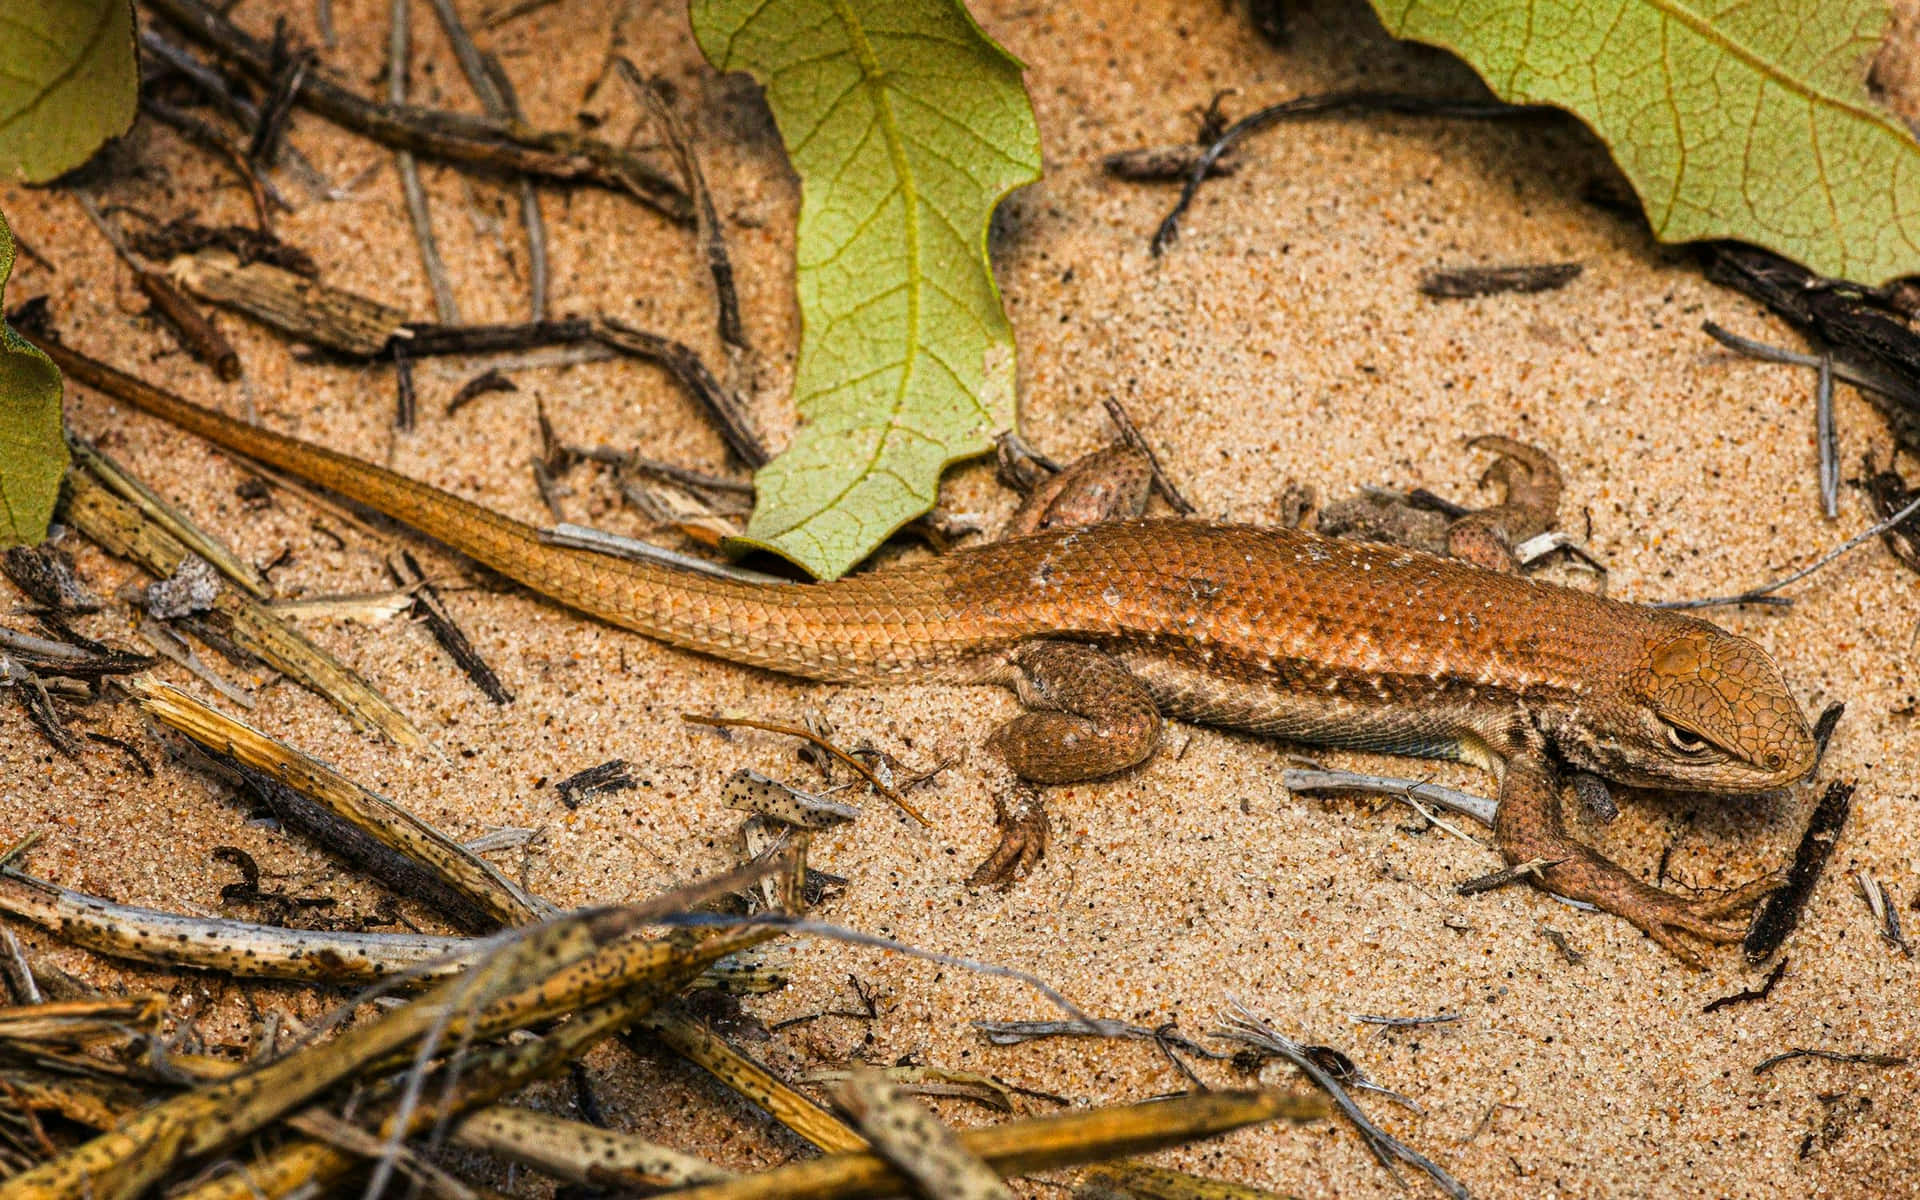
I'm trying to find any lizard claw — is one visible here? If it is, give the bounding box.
[968,788,1049,888]
[1580,869,1775,966]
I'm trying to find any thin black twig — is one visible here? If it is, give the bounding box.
[84,731,155,778]
[596,319,767,466]
[388,551,511,704]
[1152,91,1542,254]
[246,33,311,168]
[2,658,80,758]
[143,0,691,220]
[618,59,745,352]
[1701,957,1788,1013]
[1651,492,1920,610]
[142,28,337,199]
[572,446,754,497]
[1103,396,1194,514]
[1817,353,1838,519]
[389,0,460,324]
[1752,1047,1910,1076]
[6,229,52,272]
[446,368,518,415]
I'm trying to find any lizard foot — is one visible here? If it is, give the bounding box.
[968,789,1049,889]
[1540,852,1776,966]
[1495,754,1771,966]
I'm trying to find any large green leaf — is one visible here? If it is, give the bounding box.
[1370,0,1920,284]
[0,209,66,545]
[690,0,1041,579]
[0,0,137,182]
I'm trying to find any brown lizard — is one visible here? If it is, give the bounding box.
[46,343,1818,962]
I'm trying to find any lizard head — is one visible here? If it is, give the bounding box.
[1564,620,1817,793]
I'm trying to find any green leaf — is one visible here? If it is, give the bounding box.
[690,0,1041,579]
[0,208,67,546]
[0,0,138,182]
[1369,0,1920,284]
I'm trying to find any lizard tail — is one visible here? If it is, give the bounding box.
[44,338,944,680]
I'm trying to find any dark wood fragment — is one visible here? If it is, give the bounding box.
[1418,263,1582,299]
[3,545,103,613]
[1701,243,1920,441]
[402,318,593,356]
[389,551,512,705]
[127,218,317,276]
[1745,781,1854,963]
[556,759,637,809]
[1857,453,1920,577]
[134,269,242,380]
[1102,144,1239,181]
[446,368,518,415]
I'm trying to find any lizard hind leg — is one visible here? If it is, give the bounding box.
[989,640,1163,783]
[1446,435,1565,573]
[1001,442,1154,539]
[969,640,1164,888]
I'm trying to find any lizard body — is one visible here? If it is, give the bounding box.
[52,345,1817,960]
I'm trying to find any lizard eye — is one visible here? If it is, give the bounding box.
[1663,723,1711,755]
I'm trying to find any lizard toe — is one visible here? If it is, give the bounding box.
[968,789,1049,889]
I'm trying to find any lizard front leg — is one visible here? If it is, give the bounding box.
[971,640,1163,887]
[1495,753,1769,964]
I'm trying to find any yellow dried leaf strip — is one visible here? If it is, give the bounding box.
[168,925,773,1200]
[1077,1161,1298,1199]
[0,996,165,1045]
[450,1105,734,1189]
[0,864,476,984]
[59,464,427,748]
[125,678,541,928]
[662,1090,1326,1200]
[800,1065,1014,1113]
[68,440,267,597]
[835,1069,1014,1200]
[0,909,620,1199]
[639,1008,868,1153]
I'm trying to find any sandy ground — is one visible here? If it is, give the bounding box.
[3,1,1917,1196]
